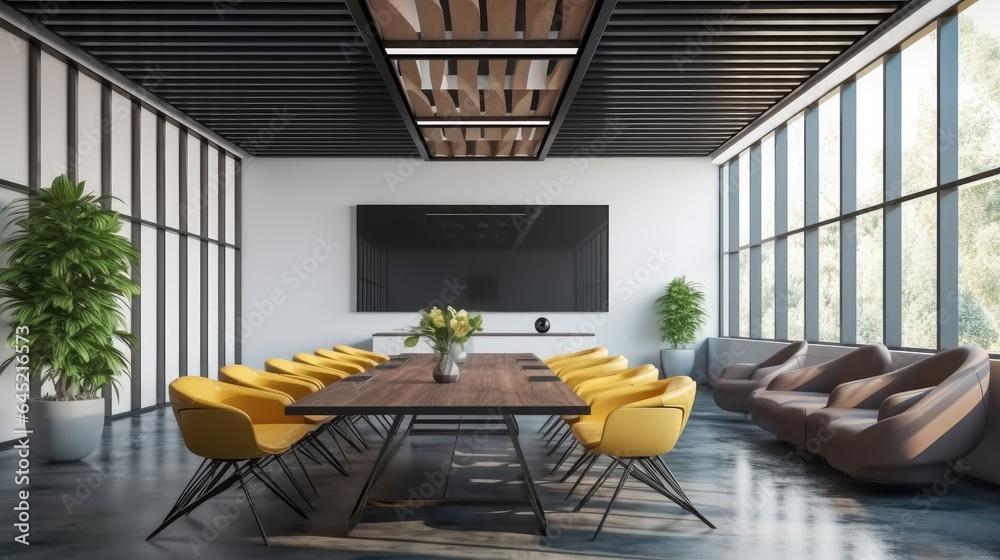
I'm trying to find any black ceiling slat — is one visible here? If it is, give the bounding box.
[6,0,912,157]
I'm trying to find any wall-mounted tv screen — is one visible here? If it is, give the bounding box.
[356,205,609,312]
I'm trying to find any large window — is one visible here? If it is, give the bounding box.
[856,211,884,344]
[722,0,1000,353]
[959,178,1000,350]
[958,0,1000,177]
[901,28,938,197]
[857,63,884,210]
[787,114,806,231]
[819,92,841,221]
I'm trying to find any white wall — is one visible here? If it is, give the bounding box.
[241,156,719,371]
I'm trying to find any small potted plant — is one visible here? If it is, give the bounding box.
[655,276,708,377]
[0,175,140,462]
[403,306,483,382]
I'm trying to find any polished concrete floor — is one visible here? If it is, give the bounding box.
[2,390,1000,560]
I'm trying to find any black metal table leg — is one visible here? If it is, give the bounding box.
[347,414,406,533]
[503,414,548,536]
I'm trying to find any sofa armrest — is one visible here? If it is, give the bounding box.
[825,367,923,409]
[877,387,934,421]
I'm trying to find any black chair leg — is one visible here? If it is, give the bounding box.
[237,462,270,546]
[276,454,314,510]
[550,440,579,475]
[291,448,320,496]
[574,459,622,512]
[593,460,634,541]
[566,454,601,499]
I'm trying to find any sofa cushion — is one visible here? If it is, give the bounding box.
[749,390,829,447]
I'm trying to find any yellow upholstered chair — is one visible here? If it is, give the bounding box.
[548,365,660,473]
[570,376,714,539]
[294,353,367,374]
[221,365,360,467]
[574,365,660,403]
[559,357,631,388]
[315,348,378,370]
[544,347,608,367]
[265,358,349,388]
[147,377,314,545]
[333,344,390,364]
[294,353,390,440]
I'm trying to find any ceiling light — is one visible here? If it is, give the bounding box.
[417,120,551,127]
[386,47,578,56]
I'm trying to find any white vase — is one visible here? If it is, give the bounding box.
[450,342,467,364]
[434,353,460,383]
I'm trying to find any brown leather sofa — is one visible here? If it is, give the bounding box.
[713,341,809,413]
[804,345,990,484]
[748,344,894,446]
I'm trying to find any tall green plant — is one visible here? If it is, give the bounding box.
[0,175,140,400]
[656,276,708,349]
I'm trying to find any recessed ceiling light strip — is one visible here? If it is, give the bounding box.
[386,47,579,56]
[417,119,551,127]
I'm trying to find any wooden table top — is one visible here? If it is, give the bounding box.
[286,353,590,416]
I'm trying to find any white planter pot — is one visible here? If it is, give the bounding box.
[660,349,695,377]
[29,398,105,462]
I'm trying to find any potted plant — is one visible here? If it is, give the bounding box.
[403,306,483,382]
[655,276,708,377]
[0,175,140,462]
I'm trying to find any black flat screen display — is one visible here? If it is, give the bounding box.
[356,205,609,312]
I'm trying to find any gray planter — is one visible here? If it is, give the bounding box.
[660,348,695,377]
[29,398,105,462]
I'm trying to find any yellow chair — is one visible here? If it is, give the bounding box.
[570,377,714,539]
[315,348,378,370]
[147,377,314,545]
[547,352,610,374]
[221,365,362,467]
[549,365,660,473]
[294,353,390,439]
[333,344,390,364]
[269,357,381,449]
[544,347,608,367]
[574,365,660,403]
[294,353,367,374]
[559,357,630,388]
[265,358,350,388]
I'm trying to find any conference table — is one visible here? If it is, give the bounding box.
[287,353,590,535]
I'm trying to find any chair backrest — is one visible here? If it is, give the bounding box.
[315,348,377,370]
[219,364,318,401]
[169,377,291,460]
[767,344,894,393]
[333,344,390,364]
[544,347,609,368]
[265,358,348,387]
[559,356,630,386]
[294,353,366,374]
[575,365,660,402]
[597,376,698,457]
[758,340,809,369]
[555,355,627,377]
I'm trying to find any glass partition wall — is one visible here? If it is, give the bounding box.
[721,0,1000,354]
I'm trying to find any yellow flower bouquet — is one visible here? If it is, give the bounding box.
[403,306,484,354]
